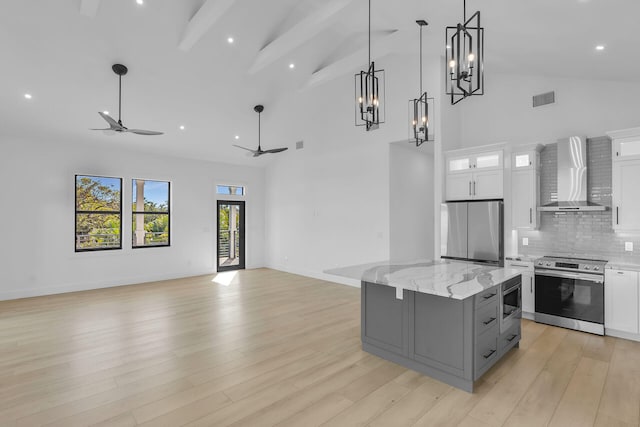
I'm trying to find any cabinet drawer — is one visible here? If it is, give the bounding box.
[475,326,498,377]
[499,323,521,356]
[476,302,499,336]
[476,287,499,309]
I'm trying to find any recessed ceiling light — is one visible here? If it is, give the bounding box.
[136,0,144,5]
[446,44,451,49]
[103,110,109,115]
[179,125,185,130]
[289,63,295,69]
[227,37,234,44]
[24,93,32,99]
[595,45,605,51]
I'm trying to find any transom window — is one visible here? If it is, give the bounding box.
[132,179,170,248]
[75,175,122,252]
[216,184,245,196]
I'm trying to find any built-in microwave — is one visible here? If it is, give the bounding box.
[500,275,522,333]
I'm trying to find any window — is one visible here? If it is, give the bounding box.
[132,179,170,248]
[75,175,122,251]
[216,185,244,196]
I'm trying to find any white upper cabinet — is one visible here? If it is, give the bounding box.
[608,127,640,230]
[510,148,541,229]
[445,149,504,201]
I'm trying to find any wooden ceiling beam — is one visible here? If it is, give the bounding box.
[302,30,402,90]
[178,0,238,52]
[248,0,355,74]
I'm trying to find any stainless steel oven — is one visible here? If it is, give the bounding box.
[500,275,522,333]
[534,256,606,335]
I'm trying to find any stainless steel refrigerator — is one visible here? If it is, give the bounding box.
[440,201,504,266]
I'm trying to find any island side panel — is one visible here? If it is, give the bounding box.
[410,292,474,380]
[361,281,409,356]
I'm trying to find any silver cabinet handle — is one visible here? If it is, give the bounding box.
[616,207,619,225]
[530,276,533,293]
[483,349,496,359]
[483,292,497,300]
[473,181,476,196]
[618,271,625,275]
[507,334,518,342]
[469,181,472,196]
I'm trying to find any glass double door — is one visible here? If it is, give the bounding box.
[217,200,245,272]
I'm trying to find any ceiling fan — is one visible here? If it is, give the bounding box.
[91,64,163,136]
[233,105,288,157]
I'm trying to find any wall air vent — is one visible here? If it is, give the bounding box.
[296,140,304,149]
[533,91,555,108]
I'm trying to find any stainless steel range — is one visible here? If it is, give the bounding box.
[534,256,607,335]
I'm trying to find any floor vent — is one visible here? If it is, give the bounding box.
[533,91,555,107]
[296,140,304,149]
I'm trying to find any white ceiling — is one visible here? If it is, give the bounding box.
[1,0,638,166]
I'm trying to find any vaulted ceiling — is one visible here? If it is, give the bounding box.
[1,0,638,165]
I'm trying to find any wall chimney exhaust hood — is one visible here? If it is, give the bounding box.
[538,136,606,212]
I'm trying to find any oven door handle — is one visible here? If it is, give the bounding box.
[535,269,603,283]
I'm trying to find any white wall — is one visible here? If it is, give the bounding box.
[389,142,434,261]
[457,73,640,148]
[264,55,441,285]
[0,137,265,300]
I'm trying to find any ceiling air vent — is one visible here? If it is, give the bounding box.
[533,91,555,107]
[296,140,304,149]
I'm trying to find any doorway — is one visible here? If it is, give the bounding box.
[217,200,245,272]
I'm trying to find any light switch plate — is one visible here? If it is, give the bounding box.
[625,242,634,252]
[522,237,529,246]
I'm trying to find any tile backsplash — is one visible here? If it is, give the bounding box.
[518,136,640,264]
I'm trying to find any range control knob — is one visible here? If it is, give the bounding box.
[537,261,543,265]
[584,265,590,270]
[545,262,551,267]
[594,266,600,271]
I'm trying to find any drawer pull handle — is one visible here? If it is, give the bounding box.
[483,349,496,359]
[483,317,496,326]
[507,334,518,342]
[483,293,496,300]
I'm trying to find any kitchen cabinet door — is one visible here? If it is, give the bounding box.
[511,169,537,229]
[446,172,474,201]
[605,269,639,334]
[473,169,504,200]
[521,272,535,314]
[612,160,640,230]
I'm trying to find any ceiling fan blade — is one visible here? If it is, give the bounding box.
[98,111,120,128]
[262,147,288,154]
[233,144,258,154]
[125,129,164,135]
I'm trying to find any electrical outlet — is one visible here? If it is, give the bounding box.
[522,237,529,246]
[625,242,634,252]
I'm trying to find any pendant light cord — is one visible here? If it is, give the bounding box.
[419,24,423,96]
[368,0,371,65]
[118,74,122,124]
[463,0,466,22]
[258,111,261,151]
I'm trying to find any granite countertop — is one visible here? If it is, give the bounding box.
[325,259,522,300]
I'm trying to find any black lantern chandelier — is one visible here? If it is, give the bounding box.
[409,20,434,147]
[445,0,484,105]
[355,0,384,131]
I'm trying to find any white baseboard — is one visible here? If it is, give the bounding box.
[266,263,360,288]
[0,268,216,301]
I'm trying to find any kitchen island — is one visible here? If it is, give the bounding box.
[326,259,522,392]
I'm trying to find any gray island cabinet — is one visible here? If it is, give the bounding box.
[327,260,522,392]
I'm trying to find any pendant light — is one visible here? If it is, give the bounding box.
[445,0,484,105]
[355,0,384,131]
[409,20,434,147]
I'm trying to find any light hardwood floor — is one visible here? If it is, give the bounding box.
[1,268,639,427]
